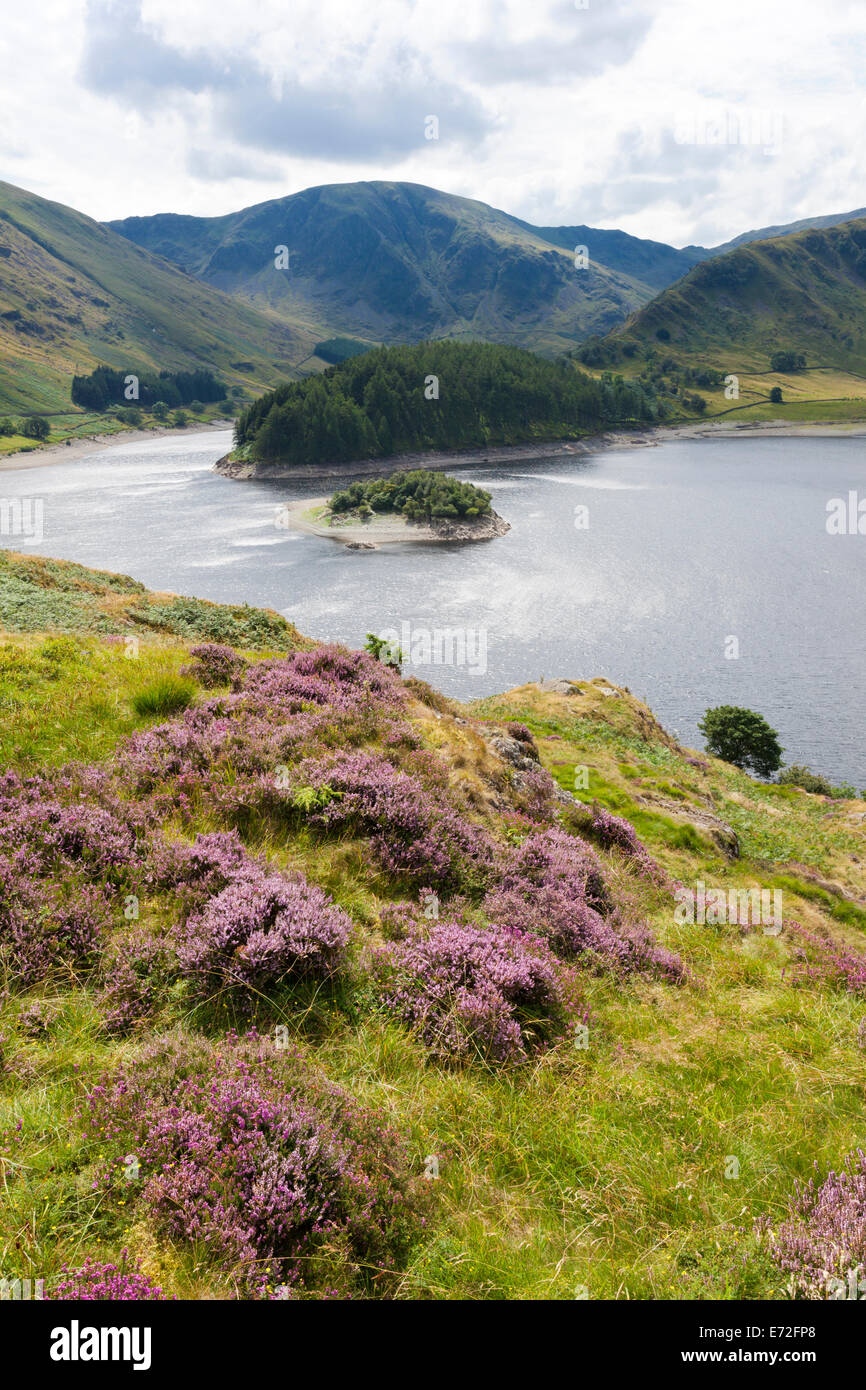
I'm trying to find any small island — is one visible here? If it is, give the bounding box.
[279,469,510,548]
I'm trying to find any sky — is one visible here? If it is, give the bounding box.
[1,0,865,247]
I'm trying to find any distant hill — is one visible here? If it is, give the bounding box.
[579,218,866,375]
[519,220,704,290]
[691,207,866,260]
[108,181,676,355]
[0,180,316,414]
[7,172,866,418]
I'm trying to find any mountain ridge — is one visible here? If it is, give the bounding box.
[0,179,318,413]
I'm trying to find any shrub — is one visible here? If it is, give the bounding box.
[784,922,866,995]
[176,865,352,995]
[18,416,50,441]
[296,750,494,890]
[50,1251,170,1300]
[484,827,683,980]
[99,924,177,1033]
[770,351,806,372]
[761,1149,866,1298]
[180,642,246,689]
[778,765,833,796]
[83,1032,430,1295]
[377,919,566,1064]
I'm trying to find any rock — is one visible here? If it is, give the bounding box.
[636,794,740,858]
[538,679,584,696]
[346,541,377,550]
[430,511,510,542]
[489,732,541,773]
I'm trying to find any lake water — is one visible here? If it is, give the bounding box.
[3,428,865,787]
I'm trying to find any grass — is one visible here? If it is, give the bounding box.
[131,675,196,718]
[0,563,865,1299]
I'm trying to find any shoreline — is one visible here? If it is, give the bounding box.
[280,497,511,548]
[0,421,233,472]
[5,413,866,478]
[213,416,866,481]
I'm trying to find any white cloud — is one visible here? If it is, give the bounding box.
[0,0,864,246]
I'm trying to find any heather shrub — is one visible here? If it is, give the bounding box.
[297,751,495,891]
[505,722,535,745]
[2,876,114,987]
[377,919,567,1064]
[83,1032,430,1295]
[146,829,257,905]
[483,828,684,982]
[0,779,138,881]
[176,867,352,995]
[181,642,246,690]
[239,644,404,717]
[784,922,866,995]
[513,764,560,820]
[378,900,422,941]
[761,1150,866,1298]
[17,1000,55,1036]
[50,1251,170,1300]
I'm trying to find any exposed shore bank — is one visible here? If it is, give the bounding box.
[280,497,511,548]
[0,421,233,472]
[214,416,866,481]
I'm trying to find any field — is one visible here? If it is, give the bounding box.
[0,552,863,1300]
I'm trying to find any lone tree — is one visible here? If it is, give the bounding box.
[19,416,49,441]
[364,633,403,672]
[769,386,783,403]
[698,705,783,778]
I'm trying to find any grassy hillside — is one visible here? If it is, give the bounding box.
[693,205,866,260]
[585,219,866,374]
[1,551,865,1300]
[108,181,660,356]
[575,219,866,423]
[0,180,318,415]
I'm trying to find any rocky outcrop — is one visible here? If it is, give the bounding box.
[429,512,510,542]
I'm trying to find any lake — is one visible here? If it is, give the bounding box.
[2,427,865,787]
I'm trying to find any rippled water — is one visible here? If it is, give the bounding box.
[3,428,865,785]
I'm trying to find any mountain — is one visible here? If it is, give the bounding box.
[107,181,676,355]
[0,180,317,414]
[582,218,866,374]
[692,206,866,260]
[519,219,704,290]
